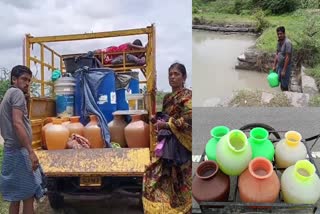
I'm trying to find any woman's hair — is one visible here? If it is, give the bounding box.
[168,62,187,79]
[10,65,32,85]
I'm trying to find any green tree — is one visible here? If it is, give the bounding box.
[0,68,10,102]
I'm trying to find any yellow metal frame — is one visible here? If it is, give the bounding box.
[25,25,157,153]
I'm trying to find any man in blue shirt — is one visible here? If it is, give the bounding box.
[272,26,293,91]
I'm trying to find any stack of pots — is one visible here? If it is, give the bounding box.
[42,114,150,150]
[193,126,320,206]
[107,114,150,148]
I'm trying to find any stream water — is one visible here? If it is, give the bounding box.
[192,30,280,107]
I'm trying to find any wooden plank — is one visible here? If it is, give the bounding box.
[31,78,53,86]
[61,49,146,58]
[112,65,146,71]
[30,57,58,71]
[35,148,150,177]
[40,44,45,96]
[28,27,152,43]
[42,43,62,57]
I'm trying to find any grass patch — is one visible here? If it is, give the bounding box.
[229,89,292,107]
[193,7,319,53]
[267,92,292,107]
[309,95,320,107]
[256,12,308,52]
[0,145,9,214]
[230,89,262,106]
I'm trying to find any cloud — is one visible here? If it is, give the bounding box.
[0,0,37,9]
[0,0,191,91]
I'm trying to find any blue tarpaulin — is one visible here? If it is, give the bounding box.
[73,67,114,148]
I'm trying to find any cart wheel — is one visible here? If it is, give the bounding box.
[239,123,281,141]
[48,192,64,209]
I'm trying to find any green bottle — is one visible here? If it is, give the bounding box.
[205,126,230,161]
[248,127,275,162]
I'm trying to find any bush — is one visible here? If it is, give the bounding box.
[299,0,320,9]
[234,0,243,14]
[294,14,320,66]
[252,0,298,14]
[253,10,271,32]
[240,10,252,15]
[0,80,10,98]
[0,68,10,103]
[233,0,255,15]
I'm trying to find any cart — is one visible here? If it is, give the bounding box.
[192,123,320,214]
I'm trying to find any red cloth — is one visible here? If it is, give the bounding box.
[100,43,130,64]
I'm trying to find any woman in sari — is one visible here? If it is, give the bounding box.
[143,62,192,214]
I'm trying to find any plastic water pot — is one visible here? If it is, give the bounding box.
[206,126,230,161]
[281,160,320,204]
[216,129,252,176]
[275,131,307,168]
[238,157,280,204]
[248,127,275,162]
[267,70,279,88]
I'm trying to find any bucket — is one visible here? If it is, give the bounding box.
[267,70,279,88]
[54,76,76,117]
[115,72,140,110]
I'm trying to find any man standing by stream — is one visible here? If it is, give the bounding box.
[272,26,293,91]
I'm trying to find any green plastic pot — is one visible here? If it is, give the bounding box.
[248,127,275,162]
[205,126,230,161]
[267,69,279,88]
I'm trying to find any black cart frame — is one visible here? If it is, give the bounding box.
[193,123,320,214]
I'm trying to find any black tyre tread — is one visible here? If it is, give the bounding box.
[239,123,281,140]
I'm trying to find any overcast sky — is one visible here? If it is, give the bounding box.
[0,0,192,91]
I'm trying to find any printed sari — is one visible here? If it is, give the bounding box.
[142,88,192,214]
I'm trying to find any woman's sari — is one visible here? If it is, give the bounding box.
[142,88,192,214]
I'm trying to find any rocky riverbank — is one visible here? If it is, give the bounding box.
[192,24,256,33]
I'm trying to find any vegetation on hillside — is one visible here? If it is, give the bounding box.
[0,68,10,102]
[193,0,320,92]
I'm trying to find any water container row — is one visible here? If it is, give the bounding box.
[41,114,150,150]
[54,70,140,123]
[192,127,320,206]
[205,126,307,171]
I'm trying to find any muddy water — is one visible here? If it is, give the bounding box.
[192,30,280,107]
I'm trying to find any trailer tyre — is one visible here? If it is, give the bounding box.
[48,192,64,209]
